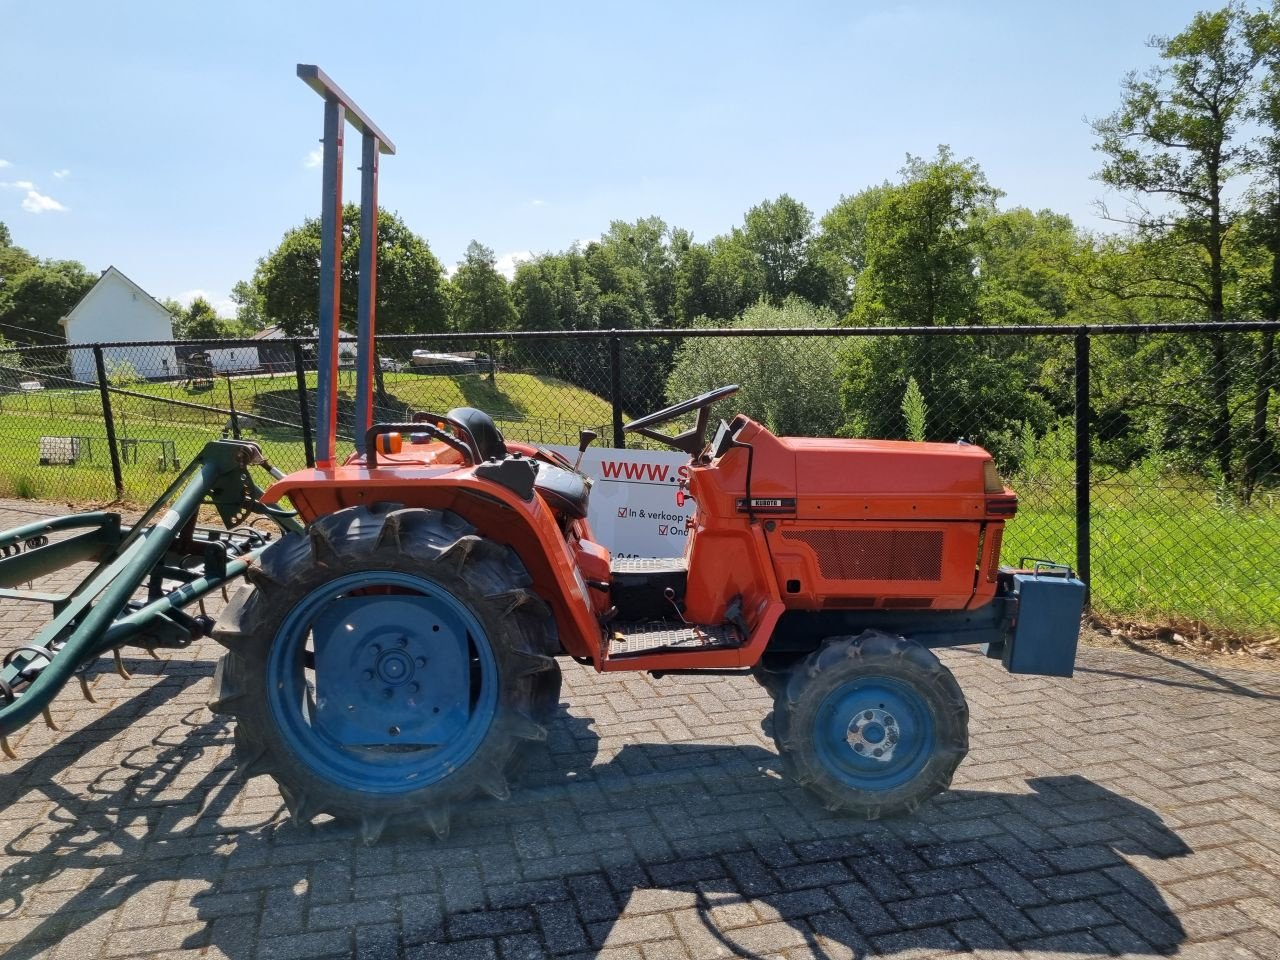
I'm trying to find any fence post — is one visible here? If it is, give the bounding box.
[1074,330,1091,598]
[93,346,125,499]
[225,377,240,439]
[609,335,625,449]
[293,341,315,468]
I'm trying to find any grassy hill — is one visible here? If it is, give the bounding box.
[0,369,615,503]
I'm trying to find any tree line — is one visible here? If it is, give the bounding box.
[1,3,1277,497]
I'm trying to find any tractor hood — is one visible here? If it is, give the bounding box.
[701,418,1012,523]
[781,436,1008,522]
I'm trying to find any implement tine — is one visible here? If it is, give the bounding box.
[1,735,15,760]
[41,707,57,731]
[113,649,131,680]
[77,673,96,703]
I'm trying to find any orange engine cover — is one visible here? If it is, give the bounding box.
[684,418,1007,617]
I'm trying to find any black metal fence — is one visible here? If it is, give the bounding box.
[0,323,1275,635]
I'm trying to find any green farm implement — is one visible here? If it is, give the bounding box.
[0,440,296,758]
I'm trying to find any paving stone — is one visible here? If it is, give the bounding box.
[534,901,588,953]
[589,912,677,947]
[886,893,976,929]
[255,929,354,960]
[405,940,498,960]
[309,898,397,930]
[102,921,208,957]
[1027,898,1117,934]
[448,908,536,939]
[0,551,1277,960]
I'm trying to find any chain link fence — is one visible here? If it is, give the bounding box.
[0,324,1274,635]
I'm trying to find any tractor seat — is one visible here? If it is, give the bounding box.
[533,464,590,520]
[447,407,507,461]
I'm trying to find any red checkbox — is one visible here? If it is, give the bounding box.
[617,507,628,518]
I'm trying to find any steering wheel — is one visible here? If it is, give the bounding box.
[624,385,740,455]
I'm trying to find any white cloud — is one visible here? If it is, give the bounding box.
[0,159,10,169]
[1,180,67,214]
[529,199,547,207]
[304,148,323,169]
[23,190,66,213]
[174,288,236,317]
[52,169,70,179]
[494,250,531,280]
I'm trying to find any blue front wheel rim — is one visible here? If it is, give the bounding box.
[265,570,500,795]
[812,675,936,791]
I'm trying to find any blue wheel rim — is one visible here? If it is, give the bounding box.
[812,675,935,791]
[266,570,499,795]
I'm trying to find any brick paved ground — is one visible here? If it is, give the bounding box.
[0,500,1277,959]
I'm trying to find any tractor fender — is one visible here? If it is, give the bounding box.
[262,466,605,661]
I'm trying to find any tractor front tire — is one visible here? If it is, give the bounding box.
[210,504,558,843]
[772,630,968,819]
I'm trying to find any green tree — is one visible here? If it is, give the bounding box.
[814,183,893,315]
[229,279,267,333]
[0,221,37,283]
[851,147,1002,328]
[600,216,677,324]
[975,207,1079,322]
[838,148,1018,445]
[1092,1,1268,484]
[1238,8,1280,500]
[901,377,928,442]
[448,241,516,333]
[0,259,96,343]
[510,260,561,332]
[741,194,835,305]
[665,299,844,437]
[250,204,446,336]
[671,233,720,326]
[173,296,226,339]
[705,230,766,320]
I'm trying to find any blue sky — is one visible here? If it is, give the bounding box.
[1,1,1214,317]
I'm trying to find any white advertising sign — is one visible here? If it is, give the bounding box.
[549,445,695,559]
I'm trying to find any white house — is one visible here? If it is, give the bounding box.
[61,266,178,383]
[204,345,260,374]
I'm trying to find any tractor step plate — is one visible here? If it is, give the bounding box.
[607,621,741,657]
[610,556,688,575]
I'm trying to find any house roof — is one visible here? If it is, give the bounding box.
[254,323,356,341]
[59,266,175,331]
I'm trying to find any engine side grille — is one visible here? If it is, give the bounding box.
[781,529,944,582]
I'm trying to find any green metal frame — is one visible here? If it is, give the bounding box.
[0,440,300,747]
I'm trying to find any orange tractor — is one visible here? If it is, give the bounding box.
[0,67,1083,843]
[208,67,1084,841]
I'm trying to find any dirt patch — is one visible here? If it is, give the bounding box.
[1081,613,1280,674]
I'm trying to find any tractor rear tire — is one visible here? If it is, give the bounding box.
[209,503,558,843]
[772,630,968,819]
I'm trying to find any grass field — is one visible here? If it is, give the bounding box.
[0,370,615,503]
[1007,482,1279,636]
[0,368,1275,636]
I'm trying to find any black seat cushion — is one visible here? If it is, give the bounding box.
[447,407,507,461]
[534,464,591,520]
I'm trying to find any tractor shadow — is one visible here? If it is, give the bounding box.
[0,683,1190,959]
